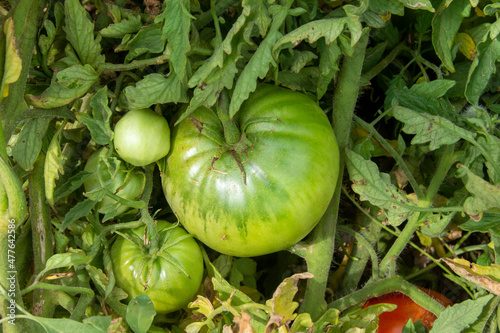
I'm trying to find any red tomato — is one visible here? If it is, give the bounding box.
[362,288,453,333]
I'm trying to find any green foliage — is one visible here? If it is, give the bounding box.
[1,0,500,332]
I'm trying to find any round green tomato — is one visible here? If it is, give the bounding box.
[114,109,171,166]
[161,85,339,257]
[83,147,144,216]
[110,221,204,314]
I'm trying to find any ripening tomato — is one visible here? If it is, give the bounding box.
[113,108,171,166]
[110,221,204,314]
[362,288,453,332]
[161,85,339,257]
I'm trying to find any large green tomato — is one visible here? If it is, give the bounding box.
[161,85,339,257]
[83,147,144,216]
[110,221,204,314]
[114,108,171,166]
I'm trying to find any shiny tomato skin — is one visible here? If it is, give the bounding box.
[83,147,144,216]
[110,221,204,314]
[114,108,171,166]
[161,85,339,257]
[362,288,453,333]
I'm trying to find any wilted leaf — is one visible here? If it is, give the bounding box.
[45,124,66,205]
[264,272,313,332]
[1,17,22,99]
[233,311,255,333]
[455,32,477,60]
[442,258,500,295]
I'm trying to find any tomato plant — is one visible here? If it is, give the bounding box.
[114,108,171,166]
[161,85,339,257]
[362,288,453,333]
[110,221,204,314]
[83,147,144,216]
[2,0,500,332]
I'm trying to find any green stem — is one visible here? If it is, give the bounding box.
[353,114,426,200]
[0,0,48,143]
[217,90,241,145]
[362,41,407,82]
[298,31,369,321]
[98,55,168,72]
[378,144,458,276]
[337,205,382,296]
[328,276,447,317]
[337,225,379,279]
[29,153,55,317]
[193,0,240,30]
[140,164,158,254]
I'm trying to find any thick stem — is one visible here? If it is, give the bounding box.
[217,90,241,145]
[298,31,369,320]
[0,0,48,143]
[29,153,55,317]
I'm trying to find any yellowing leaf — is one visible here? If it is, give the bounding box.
[455,32,477,60]
[265,272,313,331]
[442,258,500,295]
[1,17,22,98]
[45,124,66,206]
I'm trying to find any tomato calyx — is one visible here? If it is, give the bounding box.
[189,112,253,185]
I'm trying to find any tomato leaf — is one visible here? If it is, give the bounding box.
[53,171,91,202]
[431,0,472,72]
[465,37,500,105]
[44,124,66,206]
[121,72,189,110]
[155,0,193,82]
[264,272,313,331]
[399,0,435,12]
[430,295,494,333]
[459,165,500,220]
[43,249,91,273]
[64,0,105,69]
[100,15,142,38]
[393,106,474,151]
[126,295,156,333]
[23,316,109,333]
[346,149,416,226]
[115,24,165,63]
[60,198,98,231]
[229,0,293,118]
[26,64,99,109]
[11,117,51,171]
[77,87,113,146]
